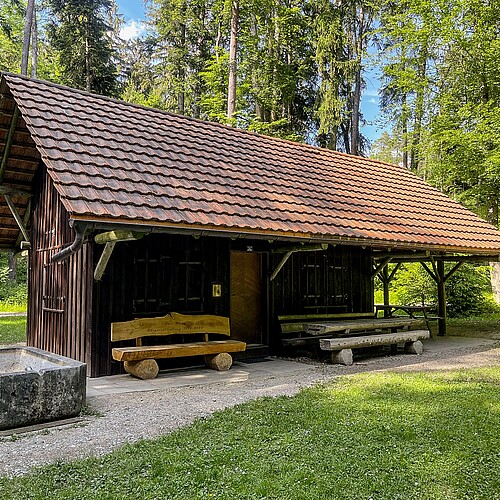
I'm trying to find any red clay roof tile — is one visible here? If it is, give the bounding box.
[3,72,500,253]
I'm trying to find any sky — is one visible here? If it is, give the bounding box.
[116,1,385,143]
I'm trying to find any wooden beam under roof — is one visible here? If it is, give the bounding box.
[373,253,500,263]
[0,107,20,183]
[4,194,29,243]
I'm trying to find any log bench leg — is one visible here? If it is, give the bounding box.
[124,359,159,380]
[331,349,353,366]
[204,353,233,371]
[404,340,424,355]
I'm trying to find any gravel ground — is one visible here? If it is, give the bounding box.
[1,337,499,478]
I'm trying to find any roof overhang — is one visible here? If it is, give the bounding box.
[71,216,500,258]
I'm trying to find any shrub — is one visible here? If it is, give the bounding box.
[387,262,498,317]
[0,252,27,309]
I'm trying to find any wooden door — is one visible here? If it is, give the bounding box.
[230,251,263,344]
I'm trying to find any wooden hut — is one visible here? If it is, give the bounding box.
[1,73,500,377]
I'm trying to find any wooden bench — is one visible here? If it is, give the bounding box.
[320,329,431,365]
[279,312,423,347]
[111,313,246,379]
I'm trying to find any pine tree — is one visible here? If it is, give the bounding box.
[46,0,119,96]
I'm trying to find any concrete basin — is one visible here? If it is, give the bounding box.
[0,346,86,430]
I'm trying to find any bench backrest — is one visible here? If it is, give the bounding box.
[279,312,376,335]
[111,313,230,342]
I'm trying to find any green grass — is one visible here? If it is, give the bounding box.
[447,313,500,338]
[0,301,26,313]
[0,316,26,345]
[2,368,500,499]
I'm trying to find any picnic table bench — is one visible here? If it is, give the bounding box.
[280,313,422,347]
[320,329,430,365]
[111,313,246,379]
[279,312,429,365]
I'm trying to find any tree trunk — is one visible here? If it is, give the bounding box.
[21,0,36,75]
[8,252,17,282]
[350,7,364,156]
[31,10,37,78]
[227,0,239,120]
[250,13,262,120]
[410,48,428,173]
[85,20,92,92]
[178,23,186,115]
[490,262,500,304]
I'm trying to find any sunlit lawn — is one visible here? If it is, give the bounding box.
[1,368,500,499]
[0,315,26,345]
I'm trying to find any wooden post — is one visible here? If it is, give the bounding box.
[4,194,30,242]
[383,266,390,317]
[437,260,446,336]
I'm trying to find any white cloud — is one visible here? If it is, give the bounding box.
[369,98,378,104]
[120,20,145,41]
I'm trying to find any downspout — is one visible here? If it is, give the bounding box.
[52,223,88,263]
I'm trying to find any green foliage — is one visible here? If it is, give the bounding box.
[140,0,372,148]
[0,0,24,72]
[388,263,498,317]
[2,368,500,498]
[375,0,500,222]
[0,253,27,309]
[0,316,26,345]
[45,0,120,96]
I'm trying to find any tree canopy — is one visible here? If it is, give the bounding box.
[2,0,499,225]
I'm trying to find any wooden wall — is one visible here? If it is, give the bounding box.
[28,166,93,371]
[270,245,373,318]
[27,174,374,378]
[92,234,231,376]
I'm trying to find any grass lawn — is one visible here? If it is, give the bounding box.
[1,368,500,499]
[0,315,26,345]
[448,313,500,338]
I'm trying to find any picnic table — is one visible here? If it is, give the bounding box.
[305,316,422,335]
[375,304,439,335]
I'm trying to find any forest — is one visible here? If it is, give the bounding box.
[1,0,499,228]
[1,0,500,314]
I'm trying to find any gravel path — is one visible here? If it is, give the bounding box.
[1,337,499,478]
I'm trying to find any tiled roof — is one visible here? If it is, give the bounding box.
[2,72,500,253]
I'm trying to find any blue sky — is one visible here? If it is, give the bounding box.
[116,1,385,143]
[117,1,145,22]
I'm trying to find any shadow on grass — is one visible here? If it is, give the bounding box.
[1,368,500,499]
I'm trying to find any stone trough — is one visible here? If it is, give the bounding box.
[0,346,86,430]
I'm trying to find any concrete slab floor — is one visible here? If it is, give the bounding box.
[86,336,499,399]
[86,358,317,398]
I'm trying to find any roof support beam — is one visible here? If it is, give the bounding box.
[0,185,32,198]
[93,230,146,280]
[444,261,465,283]
[4,194,30,243]
[371,257,392,279]
[94,230,146,244]
[94,242,116,281]
[15,198,31,248]
[270,251,293,282]
[418,258,465,337]
[270,243,328,281]
[0,107,20,183]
